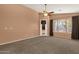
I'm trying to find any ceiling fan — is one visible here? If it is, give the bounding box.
[43,4,54,16]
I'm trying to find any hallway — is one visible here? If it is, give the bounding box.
[0,36,79,54]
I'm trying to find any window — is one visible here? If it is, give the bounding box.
[53,19,72,33]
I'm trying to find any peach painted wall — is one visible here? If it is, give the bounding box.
[0,5,39,44]
[50,13,79,19]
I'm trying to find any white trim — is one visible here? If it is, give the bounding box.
[40,19,48,36]
[0,35,40,45]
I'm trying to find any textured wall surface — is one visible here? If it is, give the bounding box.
[0,5,39,44]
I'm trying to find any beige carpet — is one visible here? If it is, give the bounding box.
[0,36,79,54]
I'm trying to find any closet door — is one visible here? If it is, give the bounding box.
[72,16,79,39]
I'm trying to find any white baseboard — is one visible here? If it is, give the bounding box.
[0,35,40,46]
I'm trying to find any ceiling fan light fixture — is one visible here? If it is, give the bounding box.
[43,12,48,16]
[43,4,48,16]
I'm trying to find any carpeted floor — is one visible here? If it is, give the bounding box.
[0,36,79,54]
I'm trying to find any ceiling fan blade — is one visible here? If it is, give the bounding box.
[49,11,54,13]
[48,11,54,16]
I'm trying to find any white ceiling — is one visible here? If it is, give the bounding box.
[23,4,79,14]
